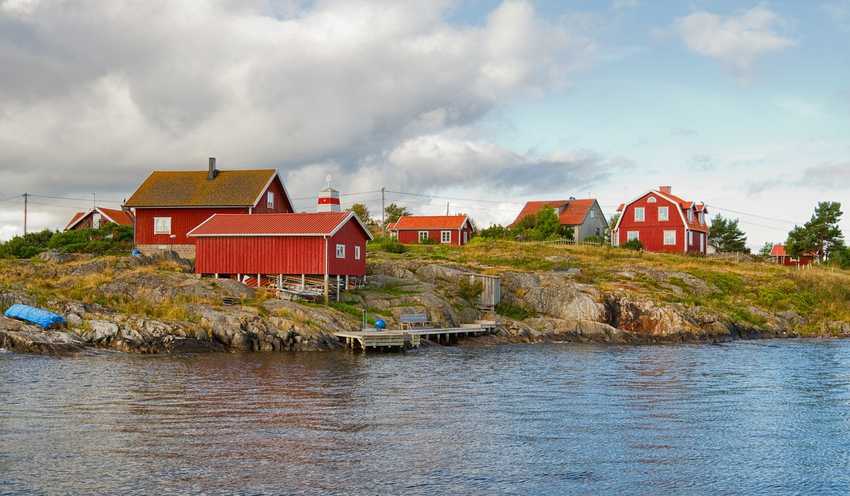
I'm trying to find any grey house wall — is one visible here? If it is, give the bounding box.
[573,202,609,241]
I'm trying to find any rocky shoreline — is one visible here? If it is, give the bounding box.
[0,253,846,356]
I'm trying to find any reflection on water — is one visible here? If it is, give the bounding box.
[3,341,850,495]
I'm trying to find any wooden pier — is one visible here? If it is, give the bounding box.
[334,321,497,351]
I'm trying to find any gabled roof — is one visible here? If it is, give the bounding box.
[388,215,470,231]
[64,212,86,231]
[187,212,373,239]
[613,189,708,233]
[64,207,134,230]
[124,169,280,208]
[511,199,600,227]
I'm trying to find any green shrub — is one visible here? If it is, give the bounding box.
[370,236,407,253]
[458,278,483,302]
[495,303,533,320]
[622,239,643,251]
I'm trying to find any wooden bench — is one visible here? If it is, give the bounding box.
[399,313,432,330]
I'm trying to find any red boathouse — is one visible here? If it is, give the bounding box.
[124,158,293,258]
[612,186,709,254]
[388,215,474,246]
[189,211,373,298]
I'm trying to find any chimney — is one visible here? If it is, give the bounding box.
[659,185,672,194]
[208,157,217,180]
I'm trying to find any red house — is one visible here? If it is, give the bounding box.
[123,158,293,258]
[612,186,709,254]
[770,244,815,267]
[388,215,474,246]
[65,207,134,231]
[189,211,372,300]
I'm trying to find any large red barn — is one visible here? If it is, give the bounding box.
[124,158,293,258]
[189,212,372,290]
[612,186,709,254]
[388,215,474,246]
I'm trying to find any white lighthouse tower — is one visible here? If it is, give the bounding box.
[317,175,341,212]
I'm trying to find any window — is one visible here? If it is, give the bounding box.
[92,213,101,229]
[627,231,640,241]
[698,212,705,225]
[463,231,468,244]
[441,230,451,244]
[647,196,657,203]
[336,244,345,258]
[267,192,275,209]
[688,209,694,222]
[634,207,645,222]
[154,217,171,234]
[418,231,429,242]
[589,210,595,218]
[664,230,676,245]
[688,231,693,245]
[354,245,361,260]
[658,206,669,222]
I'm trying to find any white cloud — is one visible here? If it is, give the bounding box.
[0,0,602,238]
[672,5,794,78]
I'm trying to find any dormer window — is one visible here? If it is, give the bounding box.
[687,209,694,222]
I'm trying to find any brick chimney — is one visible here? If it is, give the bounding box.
[659,185,672,194]
[207,157,217,180]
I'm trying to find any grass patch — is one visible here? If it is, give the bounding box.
[496,302,534,320]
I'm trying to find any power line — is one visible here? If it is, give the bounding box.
[704,203,802,226]
[28,193,124,205]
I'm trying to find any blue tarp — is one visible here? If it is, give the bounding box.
[3,304,65,329]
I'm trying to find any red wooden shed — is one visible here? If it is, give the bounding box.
[387,215,474,246]
[770,244,815,267]
[188,212,372,299]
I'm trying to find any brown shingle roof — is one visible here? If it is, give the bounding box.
[124,169,277,207]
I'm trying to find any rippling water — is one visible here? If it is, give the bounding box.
[3,340,850,495]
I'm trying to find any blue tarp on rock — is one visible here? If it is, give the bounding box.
[3,304,65,329]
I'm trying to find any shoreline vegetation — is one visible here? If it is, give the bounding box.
[1,238,849,355]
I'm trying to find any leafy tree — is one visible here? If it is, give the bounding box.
[786,202,844,260]
[479,224,511,239]
[759,242,774,257]
[831,246,850,270]
[606,213,620,244]
[532,207,560,240]
[383,203,410,226]
[709,215,748,253]
[346,203,372,224]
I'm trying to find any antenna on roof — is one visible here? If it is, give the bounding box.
[325,174,332,189]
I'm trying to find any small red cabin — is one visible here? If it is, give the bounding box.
[388,215,474,246]
[770,244,815,267]
[612,186,709,254]
[65,207,134,231]
[123,158,293,258]
[189,212,373,281]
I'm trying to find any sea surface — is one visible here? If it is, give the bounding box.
[2,340,850,495]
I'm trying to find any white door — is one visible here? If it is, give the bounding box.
[700,233,705,253]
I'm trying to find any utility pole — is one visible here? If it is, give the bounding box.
[381,186,386,235]
[23,193,28,235]
[92,192,96,210]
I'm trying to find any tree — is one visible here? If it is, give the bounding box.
[786,201,844,260]
[759,242,773,257]
[532,207,560,240]
[709,215,748,253]
[605,213,620,244]
[346,203,372,224]
[479,224,511,239]
[383,203,410,226]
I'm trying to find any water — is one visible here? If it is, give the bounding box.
[2,341,850,495]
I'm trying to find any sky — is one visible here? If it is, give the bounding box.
[0,0,848,249]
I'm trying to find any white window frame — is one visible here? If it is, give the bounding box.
[688,231,694,245]
[354,245,361,260]
[647,196,657,203]
[688,209,694,222]
[440,230,451,244]
[664,230,676,246]
[267,191,275,209]
[589,210,595,218]
[627,231,640,242]
[658,206,669,222]
[335,244,345,259]
[92,213,102,229]
[634,207,645,222]
[418,231,429,242]
[462,230,468,244]
[154,217,171,235]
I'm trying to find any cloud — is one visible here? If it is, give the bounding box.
[0,0,600,238]
[612,0,639,10]
[672,4,794,78]
[801,162,850,189]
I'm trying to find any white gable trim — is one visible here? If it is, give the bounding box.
[251,171,294,212]
[613,190,688,232]
[187,212,374,240]
[64,209,94,230]
[94,207,122,225]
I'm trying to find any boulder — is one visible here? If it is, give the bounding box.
[87,320,120,342]
[0,316,85,354]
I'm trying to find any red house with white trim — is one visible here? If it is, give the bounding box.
[770,244,815,267]
[388,215,474,246]
[612,186,709,254]
[123,158,293,258]
[189,211,372,294]
[65,207,134,231]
